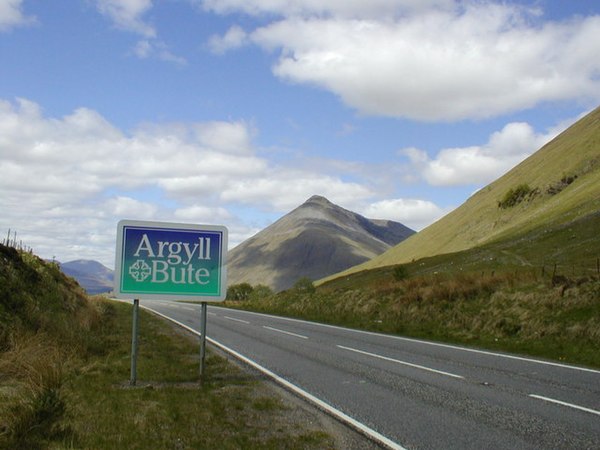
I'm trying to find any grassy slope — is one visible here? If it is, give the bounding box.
[323,106,600,281]
[0,245,335,449]
[230,269,600,368]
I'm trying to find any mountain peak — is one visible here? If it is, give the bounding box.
[304,195,333,206]
[227,196,415,291]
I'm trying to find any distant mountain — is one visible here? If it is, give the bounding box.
[325,105,600,281]
[60,259,114,295]
[227,195,414,291]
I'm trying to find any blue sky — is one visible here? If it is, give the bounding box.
[1,0,599,268]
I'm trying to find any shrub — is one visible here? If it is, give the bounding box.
[226,283,254,301]
[498,184,536,209]
[249,284,273,301]
[293,277,316,294]
[547,174,577,195]
[392,265,409,281]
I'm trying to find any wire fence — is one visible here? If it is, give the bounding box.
[2,229,34,254]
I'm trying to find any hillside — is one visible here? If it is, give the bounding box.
[228,195,414,291]
[0,244,345,449]
[326,106,600,280]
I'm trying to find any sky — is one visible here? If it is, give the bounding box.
[1,0,599,269]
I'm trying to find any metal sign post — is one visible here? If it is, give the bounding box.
[130,298,140,385]
[114,220,228,385]
[199,302,208,379]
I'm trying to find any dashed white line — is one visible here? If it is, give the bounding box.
[529,394,600,417]
[140,305,407,450]
[211,306,600,375]
[224,316,250,324]
[337,345,464,379]
[263,326,308,340]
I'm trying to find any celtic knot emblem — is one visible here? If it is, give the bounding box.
[129,259,152,282]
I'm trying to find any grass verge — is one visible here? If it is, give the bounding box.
[1,243,336,449]
[227,272,600,369]
[62,300,335,449]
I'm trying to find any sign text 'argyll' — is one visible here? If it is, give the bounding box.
[114,220,228,301]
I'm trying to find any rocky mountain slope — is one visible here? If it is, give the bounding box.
[227,195,414,291]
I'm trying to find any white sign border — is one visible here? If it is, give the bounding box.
[114,219,228,302]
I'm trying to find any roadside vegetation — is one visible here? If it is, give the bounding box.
[226,215,600,369]
[0,244,334,449]
[227,271,600,368]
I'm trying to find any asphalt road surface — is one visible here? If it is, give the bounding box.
[138,301,600,450]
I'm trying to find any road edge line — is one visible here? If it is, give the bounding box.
[211,306,600,375]
[142,305,407,450]
[529,394,600,416]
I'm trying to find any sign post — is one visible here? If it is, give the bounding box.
[199,302,208,378]
[130,298,139,385]
[114,220,228,384]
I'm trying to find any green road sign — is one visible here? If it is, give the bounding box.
[114,220,228,301]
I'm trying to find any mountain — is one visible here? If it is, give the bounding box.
[60,259,114,294]
[227,195,415,291]
[324,106,600,281]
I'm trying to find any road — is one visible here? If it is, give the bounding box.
[140,301,600,450]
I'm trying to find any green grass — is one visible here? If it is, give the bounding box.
[320,211,600,291]
[0,245,335,449]
[63,301,334,450]
[228,271,600,369]
[323,105,600,281]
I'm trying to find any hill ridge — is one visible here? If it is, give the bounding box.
[324,105,600,280]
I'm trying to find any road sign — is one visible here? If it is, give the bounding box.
[114,220,228,301]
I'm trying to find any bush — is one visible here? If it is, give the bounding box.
[226,283,254,301]
[392,265,409,281]
[498,184,537,209]
[293,277,316,294]
[249,285,273,301]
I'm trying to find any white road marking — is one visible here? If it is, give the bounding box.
[337,345,464,379]
[142,305,407,450]
[529,394,600,417]
[181,306,195,311]
[212,306,600,375]
[224,316,250,324]
[263,326,308,340]
[208,312,217,316]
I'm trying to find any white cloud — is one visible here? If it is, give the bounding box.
[220,170,373,211]
[0,0,34,31]
[403,118,572,187]
[105,196,158,219]
[133,39,187,65]
[201,0,453,18]
[96,0,155,37]
[363,198,448,231]
[174,205,233,222]
[0,97,377,265]
[208,25,248,54]
[208,1,600,121]
[97,0,187,64]
[193,120,255,154]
